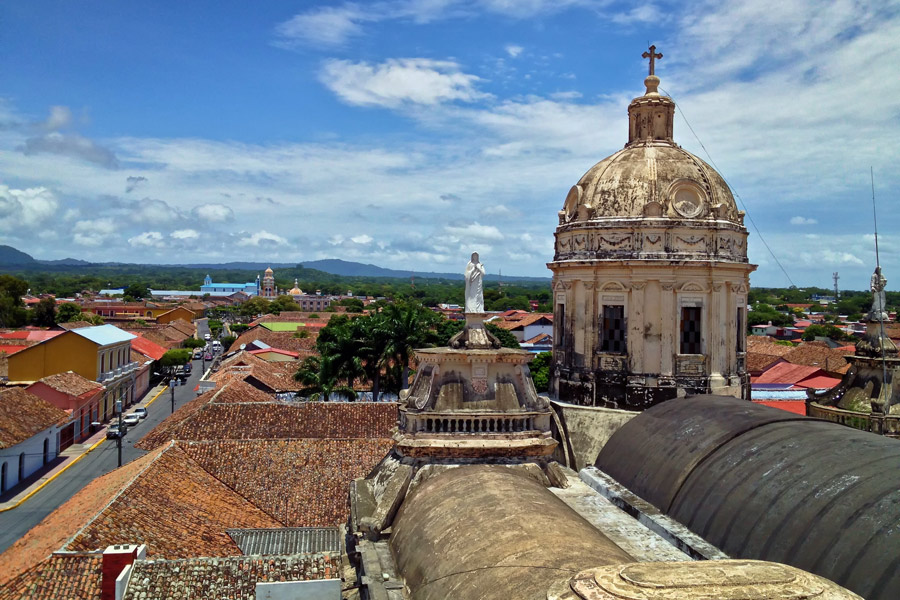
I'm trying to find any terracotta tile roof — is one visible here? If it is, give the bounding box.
[134,329,180,350]
[183,439,394,527]
[133,389,224,451]
[0,388,70,448]
[523,332,552,344]
[0,344,29,355]
[214,352,301,393]
[494,312,552,330]
[783,343,852,374]
[0,448,163,586]
[165,319,195,337]
[138,401,397,449]
[249,347,301,359]
[123,553,340,600]
[228,329,318,354]
[0,552,102,600]
[746,336,795,357]
[56,321,95,331]
[66,444,281,559]
[746,353,783,374]
[33,371,104,398]
[795,374,841,389]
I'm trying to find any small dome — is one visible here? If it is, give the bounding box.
[288,278,303,295]
[264,267,274,275]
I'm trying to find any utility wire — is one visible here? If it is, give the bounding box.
[661,87,796,288]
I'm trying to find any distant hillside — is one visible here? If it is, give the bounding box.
[0,245,36,265]
[0,245,549,283]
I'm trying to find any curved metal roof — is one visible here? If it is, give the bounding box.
[596,396,900,600]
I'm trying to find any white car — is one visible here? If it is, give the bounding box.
[204,333,211,340]
[133,407,148,419]
[123,414,141,426]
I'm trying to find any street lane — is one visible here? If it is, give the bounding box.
[0,364,205,554]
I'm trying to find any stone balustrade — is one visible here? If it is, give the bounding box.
[400,409,549,435]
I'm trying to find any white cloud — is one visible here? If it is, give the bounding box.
[128,231,165,248]
[481,204,520,218]
[320,58,489,108]
[610,4,662,25]
[275,4,373,47]
[505,44,524,58]
[74,218,117,247]
[171,229,199,240]
[41,106,73,131]
[130,198,181,225]
[237,231,288,247]
[192,203,234,222]
[790,216,818,225]
[443,222,505,242]
[0,185,58,232]
[351,234,374,244]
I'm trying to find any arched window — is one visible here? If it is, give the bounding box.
[18,452,25,481]
[43,438,50,465]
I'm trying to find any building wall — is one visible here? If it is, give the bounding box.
[0,425,60,494]
[7,333,99,383]
[157,307,196,324]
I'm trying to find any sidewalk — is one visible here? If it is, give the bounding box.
[0,382,168,512]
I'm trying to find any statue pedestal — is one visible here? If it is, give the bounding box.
[449,312,500,350]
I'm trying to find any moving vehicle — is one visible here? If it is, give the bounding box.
[183,363,192,375]
[123,414,140,426]
[204,333,211,340]
[204,352,212,360]
[106,423,127,439]
[133,407,148,419]
[193,349,203,359]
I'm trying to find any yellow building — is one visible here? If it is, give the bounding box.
[7,325,139,421]
[156,306,197,324]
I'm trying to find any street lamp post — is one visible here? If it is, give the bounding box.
[170,377,176,414]
[115,394,123,468]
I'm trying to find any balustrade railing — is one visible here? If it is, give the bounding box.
[400,410,546,434]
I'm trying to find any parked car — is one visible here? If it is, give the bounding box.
[183,363,192,375]
[133,407,148,419]
[204,333,211,340]
[193,349,203,359]
[106,423,127,439]
[204,352,212,360]
[123,414,140,426]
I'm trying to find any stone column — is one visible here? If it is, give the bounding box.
[708,282,726,389]
[584,281,596,364]
[660,282,675,376]
[629,281,646,374]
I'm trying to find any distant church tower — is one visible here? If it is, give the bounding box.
[548,47,756,410]
[203,274,212,286]
[261,267,276,298]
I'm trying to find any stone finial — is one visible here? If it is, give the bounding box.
[644,75,660,96]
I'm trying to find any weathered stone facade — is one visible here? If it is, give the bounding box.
[549,71,755,409]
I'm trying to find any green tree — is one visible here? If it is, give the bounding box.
[221,335,237,349]
[315,315,365,392]
[380,301,441,391]
[208,319,223,337]
[183,338,206,349]
[123,283,148,299]
[240,297,271,318]
[270,295,301,314]
[486,322,521,349]
[335,297,365,312]
[0,275,28,328]
[158,349,192,369]
[56,302,83,323]
[31,297,57,327]
[802,324,849,342]
[294,355,357,401]
[528,352,552,393]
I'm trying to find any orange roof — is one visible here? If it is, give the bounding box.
[129,334,168,361]
[795,375,842,389]
[0,331,63,342]
[248,348,301,358]
[0,553,102,600]
[753,362,822,385]
[0,388,70,448]
[31,371,103,398]
[0,345,28,355]
[752,400,807,415]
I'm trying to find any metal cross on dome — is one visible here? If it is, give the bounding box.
[642,45,663,76]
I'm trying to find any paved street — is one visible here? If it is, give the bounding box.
[0,364,205,554]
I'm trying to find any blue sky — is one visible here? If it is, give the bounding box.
[1,0,899,289]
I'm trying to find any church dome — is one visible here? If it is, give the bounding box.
[560,74,740,225]
[264,267,274,275]
[288,279,303,295]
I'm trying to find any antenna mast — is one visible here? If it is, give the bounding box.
[833,272,839,300]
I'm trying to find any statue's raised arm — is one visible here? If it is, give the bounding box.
[464,252,485,313]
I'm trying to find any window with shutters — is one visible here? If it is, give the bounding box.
[600,305,627,353]
[680,306,702,354]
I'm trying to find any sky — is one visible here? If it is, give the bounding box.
[1,0,899,289]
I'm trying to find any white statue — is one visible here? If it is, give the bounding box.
[464,252,485,313]
[870,266,888,320]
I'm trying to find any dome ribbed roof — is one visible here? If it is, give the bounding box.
[561,74,740,225]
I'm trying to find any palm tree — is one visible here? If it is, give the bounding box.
[293,355,357,401]
[380,301,440,391]
[315,315,365,391]
[354,314,390,402]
